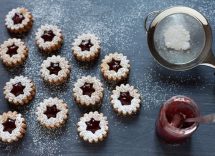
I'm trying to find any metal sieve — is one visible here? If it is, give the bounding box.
[144,6,215,71]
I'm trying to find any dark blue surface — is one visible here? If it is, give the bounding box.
[0,0,215,155]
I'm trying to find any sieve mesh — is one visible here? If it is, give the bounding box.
[153,13,206,65]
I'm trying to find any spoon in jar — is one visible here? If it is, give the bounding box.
[185,113,215,124]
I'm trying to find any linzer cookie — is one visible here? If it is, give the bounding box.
[5,7,33,34]
[73,76,104,108]
[77,111,108,143]
[0,111,26,143]
[72,33,100,62]
[36,97,68,129]
[110,84,141,116]
[0,38,28,67]
[4,76,36,106]
[40,55,70,85]
[101,52,130,82]
[35,24,63,53]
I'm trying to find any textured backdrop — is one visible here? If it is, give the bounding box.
[0,0,215,155]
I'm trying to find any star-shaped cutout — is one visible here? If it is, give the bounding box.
[47,62,62,75]
[107,59,122,72]
[41,30,55,42]
[3,118,16,134]
[44,105,60,119]
[12,13,25,24]
[79,39,93,51]
[118,92,133,105]
[10,82,25,97]
[80,83,95,97]
[6,44,18,57]
[85,118,101,133]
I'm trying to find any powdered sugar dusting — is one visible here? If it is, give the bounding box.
[0,0,214,155]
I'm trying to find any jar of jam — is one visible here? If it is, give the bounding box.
[156,95,200,143]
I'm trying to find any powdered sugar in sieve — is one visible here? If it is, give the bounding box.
[164,24,190,51]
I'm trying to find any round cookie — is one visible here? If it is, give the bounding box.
[5,7,33,34]
[110,84,141,116]
[0,111,26,143]
[36,97,69,129]
[77,111,108,143]
[0,38,28,67]
[4,76,36,106]
[72,33,100,62]
[101,52,130,82]
[35,24,63,53]
[73,76,104,108]
[40,55,70,85]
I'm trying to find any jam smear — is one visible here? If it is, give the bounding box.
[12,13,25,24]
[79,39,93,51]
[47,62,62,75]
[169,113,185,128]
[107,59,122,72]
[80,83,95,97]
[3,118,16,134]
[6,44,19,57]
[166,102,195,128]
[118,92,133,105]
[10,82,25,97]
[41,30,55,42]
[44,105,60,119]
[85,118,101,133]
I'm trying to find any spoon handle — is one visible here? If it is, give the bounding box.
[185,113,215,124]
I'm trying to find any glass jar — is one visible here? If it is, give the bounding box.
[156,95,200,144]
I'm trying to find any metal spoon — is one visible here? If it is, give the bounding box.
[185,113,215,124]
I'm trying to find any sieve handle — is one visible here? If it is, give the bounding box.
[144,11,160,32]
[201,50,215,68]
